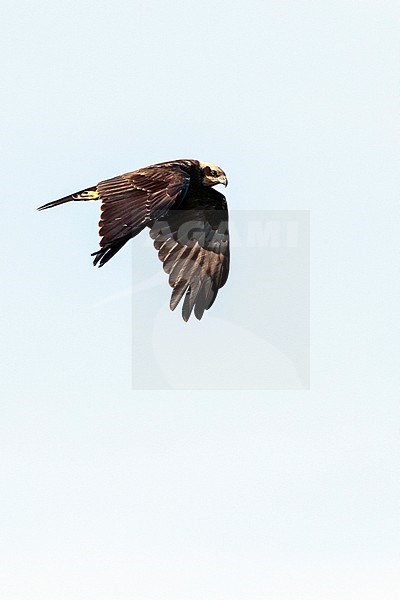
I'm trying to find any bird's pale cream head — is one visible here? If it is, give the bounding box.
[199,162,228,187]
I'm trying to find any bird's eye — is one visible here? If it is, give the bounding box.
[204,166,217,177]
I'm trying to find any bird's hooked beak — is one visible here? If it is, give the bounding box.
[218,174,228,187]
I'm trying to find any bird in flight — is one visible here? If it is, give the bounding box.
[38,159,230,321]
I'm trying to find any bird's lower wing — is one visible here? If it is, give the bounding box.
[150,198,229,321]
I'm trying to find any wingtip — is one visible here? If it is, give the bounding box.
[91,250,104,268]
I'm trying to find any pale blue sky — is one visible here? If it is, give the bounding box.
[1,1,399,598]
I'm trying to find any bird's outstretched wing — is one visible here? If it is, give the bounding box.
[150,188,229,321]
[92,165,191,266]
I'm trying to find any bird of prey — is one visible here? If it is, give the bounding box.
[37,159,230,321]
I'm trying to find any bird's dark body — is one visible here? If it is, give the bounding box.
[38,159,229,321]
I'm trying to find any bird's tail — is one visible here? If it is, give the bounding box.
[37,186,99,211]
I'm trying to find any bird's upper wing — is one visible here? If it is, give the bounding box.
[96,164,191,253]
[91,164,191,267]
[149,188,229,321]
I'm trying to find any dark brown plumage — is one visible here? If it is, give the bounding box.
[37,159,230,321]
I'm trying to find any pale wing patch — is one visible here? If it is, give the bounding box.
[72,190,99,200]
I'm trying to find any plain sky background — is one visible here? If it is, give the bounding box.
[1,1,399,598]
